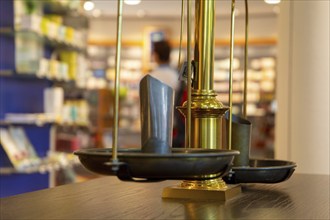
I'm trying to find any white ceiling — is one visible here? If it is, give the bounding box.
[91,0,279,18]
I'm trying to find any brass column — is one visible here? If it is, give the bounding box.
[163,0,241,199]
[178,0,228,149]
[195,0,214,91]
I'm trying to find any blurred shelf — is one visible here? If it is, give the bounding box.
[0,70,96,93]
[0,121,92,129]
[0,27,86,53]
[0,69,75,83]
[0,154,80,175]
[0,114,90,128]
[0,119,54,127]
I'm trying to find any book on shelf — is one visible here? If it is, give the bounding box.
[9,126,41,166]
[0,127,41,171]
[0,128,30,170]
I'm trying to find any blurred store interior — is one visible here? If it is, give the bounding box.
[0,0,329,198]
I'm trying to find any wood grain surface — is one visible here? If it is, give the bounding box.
[1,174,329,219]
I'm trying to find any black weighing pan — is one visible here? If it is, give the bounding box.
[75,148,239,181]
[224,159,296,184]
[223,114,296,184]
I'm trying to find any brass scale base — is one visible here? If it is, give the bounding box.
[162,178,241,201]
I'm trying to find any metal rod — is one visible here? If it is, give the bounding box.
[194,0,200,63]
[112,0,123,162]
[243,0,249,119]
[194,0,214,91]
[228,0,236,150]
[178,0,185,67]
[186,0,192,148]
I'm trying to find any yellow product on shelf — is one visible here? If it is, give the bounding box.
[40,17,49,36]
[59,51,77,80]
[65,26,74,44]
[49,59,60,79]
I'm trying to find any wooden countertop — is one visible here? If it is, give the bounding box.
[1,173,329,219]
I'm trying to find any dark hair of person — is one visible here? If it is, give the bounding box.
[153,40,171,63]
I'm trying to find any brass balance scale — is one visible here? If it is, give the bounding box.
[75,0,296,200]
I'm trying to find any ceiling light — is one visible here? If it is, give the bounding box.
[264,0,281,4]
[84,1,95,11]
[124,0,141,6]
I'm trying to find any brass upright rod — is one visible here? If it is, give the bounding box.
[112,0,123,161]
[186,0,192,148]
[178,0,227,149]
[195,0,214,91]
[178,0,185,67]
[243,0,249,119]
[228,0,236,150]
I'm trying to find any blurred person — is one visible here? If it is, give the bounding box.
[148,40,185,147]
[149,40,180,93]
